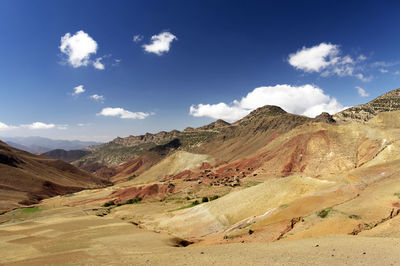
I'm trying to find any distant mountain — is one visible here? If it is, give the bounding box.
[73,105,336,183]
[2,136,101,154]
[41,149,91,163]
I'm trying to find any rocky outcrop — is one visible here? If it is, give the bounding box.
[111,130,181,147]
[196,119,231,131]
[314,112,336,124]
[334,88,400,123]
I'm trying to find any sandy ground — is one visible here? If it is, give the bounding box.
[0,209,400,266]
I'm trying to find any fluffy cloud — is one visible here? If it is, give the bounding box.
[288,43,368,81]
[133,35,144,43]
[60,30,98,68]
[73,85,85,96]
[98,107,150,119]
[22,122,56,130]
[0,122,67,131]
[0,122,16,131]
[356,86,369,97]
[190,84,345,122]
[143,32,177,55]
[190,103,250,122]
[90,94,105,102]
[288,43,339,72]
[93,57,105,70]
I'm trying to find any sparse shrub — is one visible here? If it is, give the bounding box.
[185,196,191,200]
[103,201,115,207]
[125,197,142,204]
[349,214,361,219]
[191,200,200,206]
[394,192,400,199]
[210,195,219,201]
[317,207,332,218]
[125,199,135,204]
[202,197,209,203]
[280,204,289,209]
[248,229,254,235]
[128,174,136,181]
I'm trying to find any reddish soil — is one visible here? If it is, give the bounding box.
[109,183,175,203]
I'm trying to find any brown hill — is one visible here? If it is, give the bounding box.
[0,141,110,212]
[196,119,231,131]
[196,105,315,162]
[41,149,91,163]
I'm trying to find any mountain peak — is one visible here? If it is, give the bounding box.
[334,87,400,123]
[196,119,231,131]
[234,105,287,125]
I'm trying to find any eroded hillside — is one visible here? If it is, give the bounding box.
[0,141,110,213]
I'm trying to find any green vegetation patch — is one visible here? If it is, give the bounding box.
[103,201,115,207]
[394,192,400,199]
[317,207,333,218]
[127,175,136,181]
[125,197,142,204]
[209,195,219,201]
[280,204,289,209]
[21,207,40,213]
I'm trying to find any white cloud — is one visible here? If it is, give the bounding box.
[0,122,16,131]
[358,55,367,61]
[57,124,68,130]
[112,59,121,67]
[133,35,144,43]
[356,86,369,97]
[190,103,250,122]
[98,107,151,119]
[73,85,85,96]
[22,122,56,130]
[0,122,9,130]
[59,30,98,68]
[372,61,400,67]
[90,94,105,102]
[354,73,372,82]
[143,32,177,55]
[379,68,388,73]
[190,84,346,122]
[93,57,105,70]
[288,43,368,81]
[288,43,340,72]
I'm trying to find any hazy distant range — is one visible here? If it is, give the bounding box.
[2,136,102,154]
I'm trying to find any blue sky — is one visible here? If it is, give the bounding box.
[1,0,400,141]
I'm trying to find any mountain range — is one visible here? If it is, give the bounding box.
[2,136,101,154]
[2,88,400,263]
